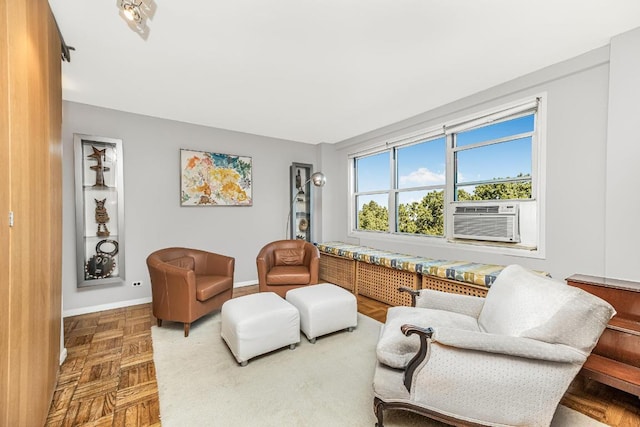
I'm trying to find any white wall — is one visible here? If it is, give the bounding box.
[61,102,317,313]
[605,27,640,282]
[317,142,345,242]
[322,46,614,282]
[62,27,640,313]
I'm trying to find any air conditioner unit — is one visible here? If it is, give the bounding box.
[452,203,520,243]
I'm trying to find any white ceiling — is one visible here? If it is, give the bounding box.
[49,1,640,144]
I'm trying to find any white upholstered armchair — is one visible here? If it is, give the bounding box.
[373,264,615,427]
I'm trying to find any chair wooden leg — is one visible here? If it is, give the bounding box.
[184,322,190,337]
[374,397,385,427]
[157,319,162,327]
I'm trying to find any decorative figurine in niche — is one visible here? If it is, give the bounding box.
[85,239,119,280]
[88,145,110,187]
[296,169,303,192]
[95,198,110,237]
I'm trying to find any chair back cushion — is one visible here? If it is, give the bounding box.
[267,266,310,285]
[274,248,305,266]
[478,265,615,353]
[166,256,195,270]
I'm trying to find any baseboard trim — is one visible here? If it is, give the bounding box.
[59,347,68,365]
[234,279,257,288]
[62,282,257,318]
[63,297,153,318]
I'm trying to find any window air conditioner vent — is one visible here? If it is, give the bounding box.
[452,203,520,243]
[454,205,500,214]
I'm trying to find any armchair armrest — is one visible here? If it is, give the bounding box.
[400,324,433,391]
[400,287,485,317]
[256,249,273,288]
[400,323,587,393]
[151,262,198,301]
[204,252,235,277]
[415,289,485,318]
[307,245,320,283]
[256,245,275,266]
[430,327,587,364]
[398,287,420,307]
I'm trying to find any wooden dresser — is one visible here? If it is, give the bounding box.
[566,274,640,397]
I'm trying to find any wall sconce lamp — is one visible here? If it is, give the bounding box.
[286,172,326,239]
[117,0,156,40]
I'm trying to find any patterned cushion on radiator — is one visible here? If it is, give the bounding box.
[316,241,508,288]
[422,262,506,287]
[315,242,363,259]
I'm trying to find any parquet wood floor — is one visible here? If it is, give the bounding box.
[46,305,160,427]
[46,286,639,426]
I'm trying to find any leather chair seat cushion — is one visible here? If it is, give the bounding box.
[274,248,305,266]
[196,275,233,301]
[166,256,195,270]
[266,266,310,285]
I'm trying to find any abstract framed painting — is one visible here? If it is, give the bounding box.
[180,149,253,206]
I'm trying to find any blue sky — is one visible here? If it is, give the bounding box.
[356,114,534,196]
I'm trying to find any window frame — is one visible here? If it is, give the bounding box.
[452,111,536,202]
[348,96,547,259]
[392,137,446,236]
[353,150,392,232]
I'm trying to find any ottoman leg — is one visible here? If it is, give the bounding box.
[240,361,248,367]
[289,343,296,350]
[348,327,355,332]
[309,337,317,344]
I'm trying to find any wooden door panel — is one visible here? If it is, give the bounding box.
[0,0,11,424]
[1,0,62,425]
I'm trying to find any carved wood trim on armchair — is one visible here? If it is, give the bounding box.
[398,287,420,307]
[400,324,433,391]
[374,396,486,427]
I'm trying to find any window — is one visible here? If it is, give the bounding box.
[395,138,446,236]
[350,98,541,249]
[355,152,389,232]
[454,114,534,201]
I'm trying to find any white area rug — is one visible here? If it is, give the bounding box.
[152,312,606,427]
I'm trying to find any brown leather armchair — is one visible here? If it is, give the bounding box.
[147,247,234,337]
[256,240,319,298]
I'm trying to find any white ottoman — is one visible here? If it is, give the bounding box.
[221,292,300,366]
[286,283,357,343]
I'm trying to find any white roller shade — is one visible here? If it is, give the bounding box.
[444,99,539,135]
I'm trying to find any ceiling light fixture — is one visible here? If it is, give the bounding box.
[122,3,140,22]
[117,0,156,40]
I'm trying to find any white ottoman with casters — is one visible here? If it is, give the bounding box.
[221,292,300,366]
[286,283,357,343]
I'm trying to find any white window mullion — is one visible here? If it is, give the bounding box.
[350,158,357,231]
[389,150,397,233]
[445,133,455,236]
